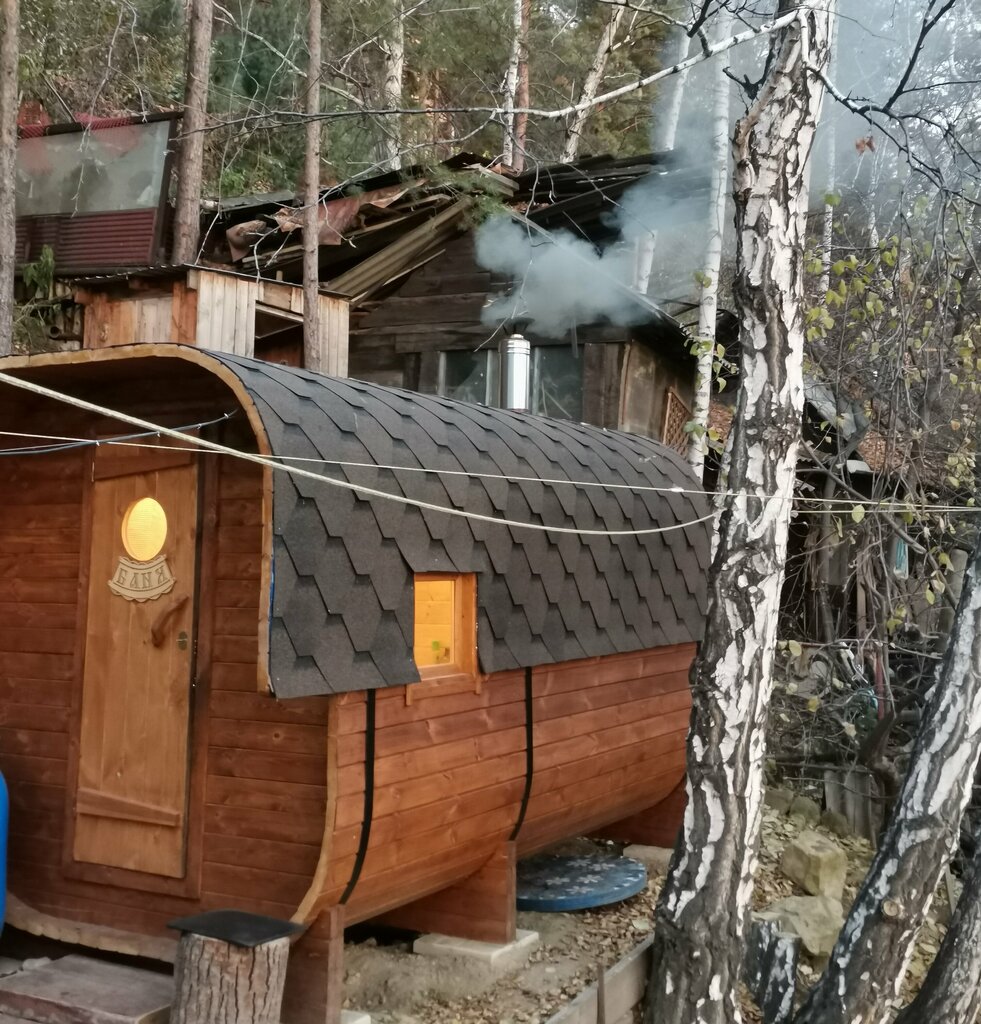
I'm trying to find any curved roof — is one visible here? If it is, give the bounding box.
[0,346,711,699]
[205,353,711,697]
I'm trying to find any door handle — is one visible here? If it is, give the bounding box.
[150,594,190,647]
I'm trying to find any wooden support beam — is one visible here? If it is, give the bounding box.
[591,780,687,849]
[281,907,345,1024]
[375,842,517,944]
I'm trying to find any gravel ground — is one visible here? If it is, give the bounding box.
[343,813,954,1024]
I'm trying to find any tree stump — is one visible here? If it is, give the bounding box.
[171,931,290,1024]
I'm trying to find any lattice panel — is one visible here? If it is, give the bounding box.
[662,390,692,454]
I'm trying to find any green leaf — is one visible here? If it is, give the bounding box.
[851,505,866,524]
[925,588,936,606]
[788,640,803,658]
[843,722,857,739]
[807,696,821,713]
[825,192,842,207]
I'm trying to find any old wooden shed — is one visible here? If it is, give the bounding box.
[0,345,709,1022]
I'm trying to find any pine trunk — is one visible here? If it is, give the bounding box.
[795,539,981,1024]
[644,5,834,1022]
[686,13,731,480]
[381,0,405,171]
[561,5,626,163]
[171,932,289,1024]
[303,0,323,373]
[173,0,213,265]
[896,834,981,1024]
[0,0,18,358]
[512,0,530,173]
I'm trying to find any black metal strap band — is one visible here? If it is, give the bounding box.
[340,688,376,904]
[509,666,534,841]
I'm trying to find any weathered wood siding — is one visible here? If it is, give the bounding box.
[79,271,349,375]
[322,645,692,926]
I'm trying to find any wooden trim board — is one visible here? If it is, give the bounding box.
[544,936,651,1024]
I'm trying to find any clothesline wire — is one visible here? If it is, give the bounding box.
[0,424,974,515]
[0,371,714,538]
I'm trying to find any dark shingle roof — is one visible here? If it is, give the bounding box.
[203,354,711,698]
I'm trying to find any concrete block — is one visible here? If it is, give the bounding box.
[412,929,539,972]
[341,1012,371,1024]
[623,844,672,875]
[781,830,847,901]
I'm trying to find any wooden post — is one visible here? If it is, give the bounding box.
[377,842,517,944]
[281,907,345,1024]
[172,932,289,1024]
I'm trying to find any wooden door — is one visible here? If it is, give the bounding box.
[73,444,199,879]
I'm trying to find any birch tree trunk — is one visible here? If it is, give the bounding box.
[895,832,981,1024]
[173,0,213,265]
[303,0,323,374]
[0,0,17,359]
[686,13,731,481]
[561,5,626,163]
[795,539,981,1024]
[650,26,691,153]
[644,5,834,1022]
[380,0,405,171]
[635,26,690,296]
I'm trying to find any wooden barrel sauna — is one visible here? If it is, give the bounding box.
[0,345,709,1021]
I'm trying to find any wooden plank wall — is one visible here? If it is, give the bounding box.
[0,398,330,938]
[322,645,692,925]
[79,282,198,349]
[194,271,256,356]
[324,668,528,924]
[518,645,692,853]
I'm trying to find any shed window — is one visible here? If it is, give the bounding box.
[438,347,582,420]
[412,573,477,690]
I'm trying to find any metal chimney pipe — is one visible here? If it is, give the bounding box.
[500,334,531,413]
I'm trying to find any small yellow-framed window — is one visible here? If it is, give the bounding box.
[411,573,477,696]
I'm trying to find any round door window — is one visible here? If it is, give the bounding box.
[121,497,168,562]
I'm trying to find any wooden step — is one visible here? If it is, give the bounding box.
[0,955,172,1024]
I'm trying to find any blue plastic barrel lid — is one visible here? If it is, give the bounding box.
[516,854,647,912]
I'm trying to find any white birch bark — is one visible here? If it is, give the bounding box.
[0,0,18,358]
[561,5,626,163]
[651,25,691,152]
[303,0,323,374]
[173,0,213,265]
[817,15,839,296]
[380,0,405,171]
[796,540,981,1024]
[635,26,691,296]
[501,0,522,167]
[686,13,731,481]
[895,825,981,1024]
[644,4,834,1022]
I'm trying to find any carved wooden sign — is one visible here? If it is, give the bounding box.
[108,554,176,602]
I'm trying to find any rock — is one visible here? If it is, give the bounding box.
[623,844,673,875]
[765,788,795,814]
[788,795,821,824]
[756,896,845,958]
[821,809,852,837]
[781,830,847,900]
